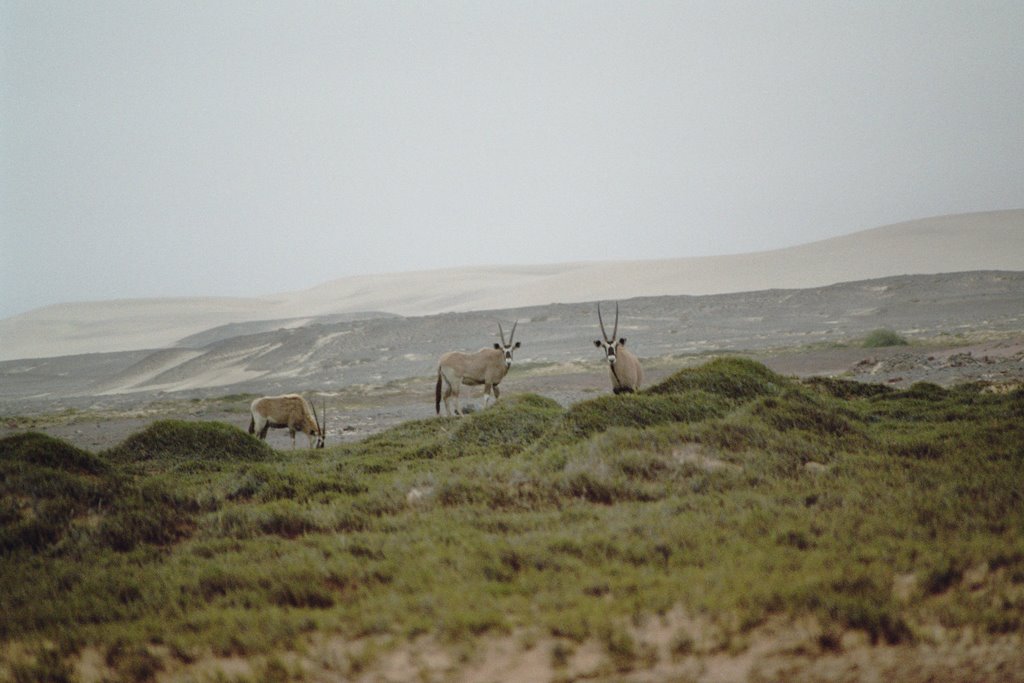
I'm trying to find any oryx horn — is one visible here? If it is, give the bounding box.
[598,302,620,342]
[311,398,321,433]
[499,320,519,346]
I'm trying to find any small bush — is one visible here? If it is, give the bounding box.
[646,357,787,401]
[0,431,197,553]
[1,433,125,552]
[105,640,164,682]
[9,646,75,683]
[357,418,452,460]
[862,329,909,348]
[0,431,110,475]
[803,376,894,400]
[752,389,862,439]
[97,482,198,551]
[550,391,728,443]
[436,394,563,458]
[104,420,276,464]
[893,382,947,401]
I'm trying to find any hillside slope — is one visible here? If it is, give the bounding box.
[1,210,1021,361]
[1,271,1022,408]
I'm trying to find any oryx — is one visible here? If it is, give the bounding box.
[435,322,521,416]
[594,302,643,394]
[248,394,325,449]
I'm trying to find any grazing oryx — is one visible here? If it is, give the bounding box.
[436,322,521,416]
[248,394,325,449]
[594,303,643,394]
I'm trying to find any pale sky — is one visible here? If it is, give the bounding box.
[2,1,1023,320]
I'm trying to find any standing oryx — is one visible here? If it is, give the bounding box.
[436,322,521,416]
[249,394,325,449]
[594,303,643,394]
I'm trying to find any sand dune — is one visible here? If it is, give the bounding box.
[1,210,1021,361]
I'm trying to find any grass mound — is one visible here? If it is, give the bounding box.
[1,432,119,552]
[0,432,195,553]
[646,356,787,400]
[542,358,781,446]
[359,394,564,461]
[752,388,862,439]
[0,431,110,475]
[104,420,276,464]
[357,417,452,461]
[549,391,728,444]
[435,394,564,458]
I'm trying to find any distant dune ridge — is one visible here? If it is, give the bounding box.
[1,210,1021,361]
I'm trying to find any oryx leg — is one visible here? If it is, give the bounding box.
[440,367,462,416]
[256,417,270,440]
[442,387,453,416]
[483,383,500,408]
[451,384,463,416]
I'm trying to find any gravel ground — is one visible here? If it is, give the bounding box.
[2,271,1022,451]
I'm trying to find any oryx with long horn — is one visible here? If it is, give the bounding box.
[248,394,326,449]
[435,322,521,416]
[594,302,643,394]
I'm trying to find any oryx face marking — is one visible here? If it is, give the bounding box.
[594,337,624,365]
[494,340,521,368]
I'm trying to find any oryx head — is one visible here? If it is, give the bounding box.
[594,302,626,365]
[310,399,326,449]
[493,321,521,368]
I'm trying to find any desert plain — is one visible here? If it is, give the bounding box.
[2,210,1023,450]
[2,269,1023,451]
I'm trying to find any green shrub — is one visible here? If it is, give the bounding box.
[0,432,196,553]
[357,417,452,460]
[862,329,909,348]
[435,394,563,458]
[548,390,728,444]
[802,376,894,400]
[646,357,787,400]
[97,481,198,551]
[8,646,75,683]
[0,431,110,475]
[751,388,862,439]
[104,420,276,464]
[1,433,125,552]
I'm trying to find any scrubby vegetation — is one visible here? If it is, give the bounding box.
[862,328,910,347]
[2,358,1023,681]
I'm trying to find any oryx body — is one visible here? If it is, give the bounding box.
[594,303,643,394]
[248,394,325,449]
[436,322,521,416]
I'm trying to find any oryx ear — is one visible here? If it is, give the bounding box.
[594,340,602,348]
[493,342,501,350]
[619,338,627,346]
[514,341,521,349]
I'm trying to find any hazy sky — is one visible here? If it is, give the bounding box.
[2,1,1023,319]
